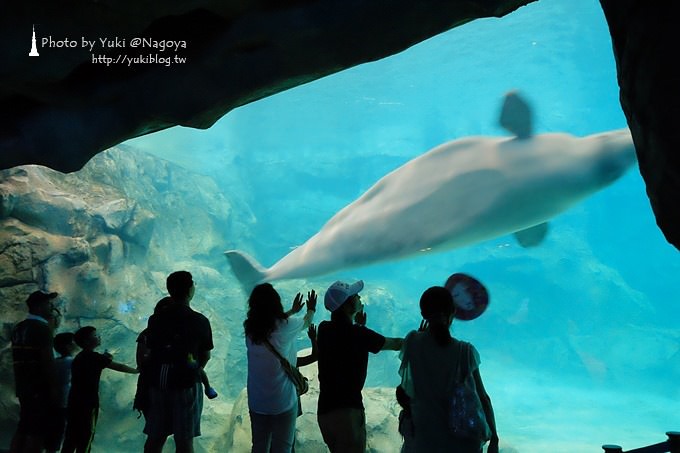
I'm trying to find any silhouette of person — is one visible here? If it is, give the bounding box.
[60,326,138,453]
[244,283,316,453]
[142,271,214,453]
[135,296,217,421]
[316,280,403,453]
[399,286,498,453]
[10,290,60,453]
[45,332,78,453]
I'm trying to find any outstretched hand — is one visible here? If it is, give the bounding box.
[297,323,319,367]
[307,324,317,343]
[306,290,317,312]
[290,293,304,314]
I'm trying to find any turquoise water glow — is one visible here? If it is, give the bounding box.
[127,0,679,450]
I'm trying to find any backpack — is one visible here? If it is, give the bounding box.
[144,305,199,389]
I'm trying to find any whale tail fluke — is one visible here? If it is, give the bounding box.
[224,250,267,293]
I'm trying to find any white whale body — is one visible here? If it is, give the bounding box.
[226,92,636,289]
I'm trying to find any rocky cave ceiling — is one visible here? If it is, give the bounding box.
[0,0,677,251]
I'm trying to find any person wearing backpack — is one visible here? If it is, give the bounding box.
[398,286,498,453]
[134,297,218,420]
[142,271,214,453]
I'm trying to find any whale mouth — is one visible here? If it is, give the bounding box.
[598,158,632,185]
[601,160,622,182]
[595,132,637,185]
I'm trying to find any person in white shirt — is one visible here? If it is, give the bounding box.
[244,283,316,453]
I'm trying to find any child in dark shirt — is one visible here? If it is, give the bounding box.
[61,326,138,453]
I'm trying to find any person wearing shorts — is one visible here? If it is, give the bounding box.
[142,271,214,453]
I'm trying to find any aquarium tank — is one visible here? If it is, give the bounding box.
[1,0,678,452]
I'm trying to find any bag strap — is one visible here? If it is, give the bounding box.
[453,340,461,383]
[263,339,294,370]
[456,341,471,384]
[263,339,305,393]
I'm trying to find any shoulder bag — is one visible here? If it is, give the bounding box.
[263,339,309,396]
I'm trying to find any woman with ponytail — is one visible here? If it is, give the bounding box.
[398,286,499,453]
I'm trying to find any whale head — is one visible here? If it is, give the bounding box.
[509,128,638,226]
[586,128,637,189]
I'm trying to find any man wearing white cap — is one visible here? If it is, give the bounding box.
[316,280,403,453]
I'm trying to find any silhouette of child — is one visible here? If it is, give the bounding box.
[188,352,218,399]
[61,326,138,453]
[45,332,78,453]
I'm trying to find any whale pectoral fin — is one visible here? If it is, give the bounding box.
[224,250,267,292]
[499,90,533,139]
[513,222,549,248]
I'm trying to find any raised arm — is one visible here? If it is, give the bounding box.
[287,291,317,328]
[301,290,317,329]
[196,350,211,369]
[285,292,304,318]
[108,361,139,374]
[382,337,404,351]
[296,324,318,367]
[355,310,403,351]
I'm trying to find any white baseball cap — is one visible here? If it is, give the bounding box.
[324,280,364,312]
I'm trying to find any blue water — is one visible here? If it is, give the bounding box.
[127,0,679,450]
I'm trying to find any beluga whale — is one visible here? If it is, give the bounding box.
[226,91,636,289]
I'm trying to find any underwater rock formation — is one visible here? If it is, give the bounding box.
[0,148,239,449]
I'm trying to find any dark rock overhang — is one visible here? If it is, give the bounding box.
[0,0,537,172]
[599,0,680,251]
[1,0,678,250]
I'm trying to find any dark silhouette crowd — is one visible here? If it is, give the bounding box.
[10,291,139,453]
[242,279,498,453]
[10,272,498,453]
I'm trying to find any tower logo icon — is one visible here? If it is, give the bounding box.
[29,25,39,56]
